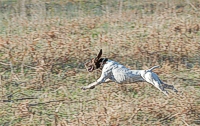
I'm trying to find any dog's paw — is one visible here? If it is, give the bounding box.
[81,86,87,90]
[90,86,95,89]
[81,86,95,90]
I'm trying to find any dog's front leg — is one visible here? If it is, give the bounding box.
[81,81,99,90]
[81,73,110,90]
[81,79,110,90]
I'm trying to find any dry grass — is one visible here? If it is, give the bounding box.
[0,0,200,125]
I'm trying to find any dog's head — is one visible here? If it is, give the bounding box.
[85,49,108,72]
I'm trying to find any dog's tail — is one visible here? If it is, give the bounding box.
[147,66,160,72]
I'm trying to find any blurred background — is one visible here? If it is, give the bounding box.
[0,0,199,125]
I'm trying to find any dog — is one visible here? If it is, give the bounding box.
[82,49,178,96]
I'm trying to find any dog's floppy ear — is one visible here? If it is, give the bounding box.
[96,49,102,60]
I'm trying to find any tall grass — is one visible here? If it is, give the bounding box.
[0,0,200,125]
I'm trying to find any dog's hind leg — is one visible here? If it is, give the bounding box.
[147,66,178,94]
[161,81,178,93]
[141,71,169,96]
[152,79,169,96]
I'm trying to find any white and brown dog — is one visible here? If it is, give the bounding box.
[82,49,178,96]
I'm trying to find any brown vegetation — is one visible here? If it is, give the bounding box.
[0,0,200,125]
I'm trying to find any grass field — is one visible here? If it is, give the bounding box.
[0,0,200,125]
